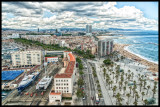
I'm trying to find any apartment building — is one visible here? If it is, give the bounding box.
[11,50,42,67]
[98,38,114,57]
[45,57,59,63]
[49,51,76,103]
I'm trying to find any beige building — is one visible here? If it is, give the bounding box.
[49,51,76,103]
[11,50,42,67]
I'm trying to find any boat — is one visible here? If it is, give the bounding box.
[2,93,7,96]
[17,71,40,93]
[36,75,52,90]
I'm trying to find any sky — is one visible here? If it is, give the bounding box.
[2,1,158,31]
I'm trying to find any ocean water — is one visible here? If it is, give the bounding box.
[113,31,158,64]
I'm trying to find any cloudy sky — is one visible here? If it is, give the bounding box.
[2,2,158,31]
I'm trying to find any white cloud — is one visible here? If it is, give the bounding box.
[2,2,158,31]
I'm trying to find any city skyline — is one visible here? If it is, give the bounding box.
[2,2,158,31]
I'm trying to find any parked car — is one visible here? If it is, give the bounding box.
[83,96,85,100]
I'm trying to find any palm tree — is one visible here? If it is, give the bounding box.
[117,97,123,105]
[128,70,131,74]
[141,75,144,80]
[108,81,111,90]
[121,75,124,83]
[128,74,131,81]
[146,85,150,95]
[129,86,132,94]
[152,87,157,98]
[133,100,138,106]
[154,81,158,87]
[131,72,134,79]
[110,80,113,88]
[124,81,128,87]
[143,99,148,105]
[139,82,143,92]
[125,73,128,78]
[123,86,126,95]
[112,72,115,79]
[103,68,106,78]
[115,74,118,83]
[135,93,140,103]
[115,93,121,105]
[119,81,121,90]
[143,79,147,89]
[112,85,117,97]
[141,92,145,100]
[126,93,131,104]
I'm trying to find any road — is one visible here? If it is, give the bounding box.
[81,59,98,105]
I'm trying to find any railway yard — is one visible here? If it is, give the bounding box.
[2,62,63,105]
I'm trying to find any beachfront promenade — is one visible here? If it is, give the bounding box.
[88,52,158,105]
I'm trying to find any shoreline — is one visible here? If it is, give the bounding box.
[124,45,158,64]
[114,43,158,73]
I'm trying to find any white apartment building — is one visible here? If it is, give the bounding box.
[49,51,76,103]
[11,50,42,67]
[45,57,59,63]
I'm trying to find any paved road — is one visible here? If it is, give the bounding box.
[81,59,91,105]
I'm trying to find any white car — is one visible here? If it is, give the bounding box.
[83,96,85,100]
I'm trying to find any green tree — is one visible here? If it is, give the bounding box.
[76,88,84,100]
[126,93,131,104]
[141,92,145,100]
[146,85,150,95]
[77,78,84,87]
[143,99,148,105]
[112,85,117,97]
[123,86,126,95]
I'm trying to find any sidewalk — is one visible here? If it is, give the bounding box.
[94,62,113,105]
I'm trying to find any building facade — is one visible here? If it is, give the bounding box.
[45,57,59,63]
[98,39,114,57]
[11,50,42,67]
[49,51,76,103]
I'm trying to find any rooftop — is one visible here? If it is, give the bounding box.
[50,91,61,95]
[55,52,75,78]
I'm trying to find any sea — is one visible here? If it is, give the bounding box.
[113,31,158,64]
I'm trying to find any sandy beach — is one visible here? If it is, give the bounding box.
[114,43,158,73]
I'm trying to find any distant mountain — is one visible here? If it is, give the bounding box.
[2,28,29,31]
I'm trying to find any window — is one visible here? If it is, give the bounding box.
[61,80,63,82]
[56,87,58,89]
[67,91,69,92]
[59,87,60,89]
[61,83,63,85]
[64,80,65,82]
[67,83,68,86]
[64,87,66,89]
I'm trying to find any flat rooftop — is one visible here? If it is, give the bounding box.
[2,70,24,81]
